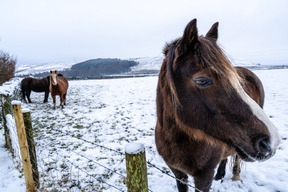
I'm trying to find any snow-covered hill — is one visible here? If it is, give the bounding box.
[15,61,78,76]
[15,56,260,77]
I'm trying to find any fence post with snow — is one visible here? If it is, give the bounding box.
[125,142,148,192]
[0,93,14,155]
[23,108,40,188]
[12,101,36,192]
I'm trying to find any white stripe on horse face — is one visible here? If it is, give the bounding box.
[228,72,280,151]
[51,74,57,85]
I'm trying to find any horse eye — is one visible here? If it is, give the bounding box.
[193,78,213,87]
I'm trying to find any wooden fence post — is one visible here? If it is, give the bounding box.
[125,143,148,192]
[1,94,14,156]
[23,108,40,188]
[12,101,36,192]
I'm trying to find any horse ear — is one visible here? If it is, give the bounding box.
[181,19,198,48]
[177,19,198,56]
[205,22,219,42]
[55,70,57,73]
[50,70,52,74]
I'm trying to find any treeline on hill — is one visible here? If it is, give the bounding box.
[33,58,138,79]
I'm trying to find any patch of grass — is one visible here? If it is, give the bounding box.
[74,124,84,129]
[60,161,69,171]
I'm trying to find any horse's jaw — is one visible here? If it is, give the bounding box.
[235,144,276,162]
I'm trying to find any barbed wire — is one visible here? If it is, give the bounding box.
[30,116,197,191]
[147,161,203,192]
[54,150,125,192]
[1,99,199,192]
[71,150,126,179]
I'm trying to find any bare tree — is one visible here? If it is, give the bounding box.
[0,51,16,85]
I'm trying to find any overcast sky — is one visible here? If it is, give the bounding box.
[0,0,287,66]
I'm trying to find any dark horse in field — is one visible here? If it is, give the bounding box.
[21,76,50,103]
[49,70,69,109]
[155,19,280,192]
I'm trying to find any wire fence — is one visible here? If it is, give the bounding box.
[0,82,202,192]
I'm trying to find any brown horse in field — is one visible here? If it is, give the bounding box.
[21,76,50,103]
[49,70,69,109]
[155,19,280,192]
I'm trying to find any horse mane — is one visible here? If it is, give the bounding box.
[164,39,181,108]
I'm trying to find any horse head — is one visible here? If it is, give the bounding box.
[162,19,280,162]
[50,70,58,86]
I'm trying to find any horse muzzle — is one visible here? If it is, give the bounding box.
[235,136,277,162]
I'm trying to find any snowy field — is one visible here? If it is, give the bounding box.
[1,69,288,192]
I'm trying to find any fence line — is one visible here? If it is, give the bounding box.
[32,118,125,156]
[70,150,126,178]
[31,116,197,191]
[147,161,203,192]
[1,97,200,192]
[54,150,125,192]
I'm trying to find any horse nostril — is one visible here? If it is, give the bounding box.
[258,138,271,154]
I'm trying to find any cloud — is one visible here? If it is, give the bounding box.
[0,0,287,65]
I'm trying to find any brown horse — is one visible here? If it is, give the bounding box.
[49,70,69,109]
[155,19,280,192]
[21,76,50,103]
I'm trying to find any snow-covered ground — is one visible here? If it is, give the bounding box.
[0,69,288,192]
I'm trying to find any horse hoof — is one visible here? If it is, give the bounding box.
[232,175,242,181]
[215,174,225,181]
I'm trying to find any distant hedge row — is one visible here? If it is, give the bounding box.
[0,51,16,85]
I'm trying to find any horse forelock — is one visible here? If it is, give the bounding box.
[196,36,242,93]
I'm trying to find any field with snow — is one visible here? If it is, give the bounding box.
[1,68,288,192]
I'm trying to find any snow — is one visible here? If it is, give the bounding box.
[131,56,164,71]
[0,77,22,96]
[22,108,30,113]
[11,100,21,105]
[0,68,288,192]
[15,61,77,76]
[0,140,25,191]
[0,115,24,191]
[125,143,145,154]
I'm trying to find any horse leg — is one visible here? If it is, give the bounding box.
[232,155,241,181]
[169,166,188,192]
[22,90,27,103]
[60,94,64,109]
[52,95,56,110]
[63,94,67,105]
[27,90,32,103]
[44,91,49,103]
[215,158,227,180]
[194,167,215,192]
